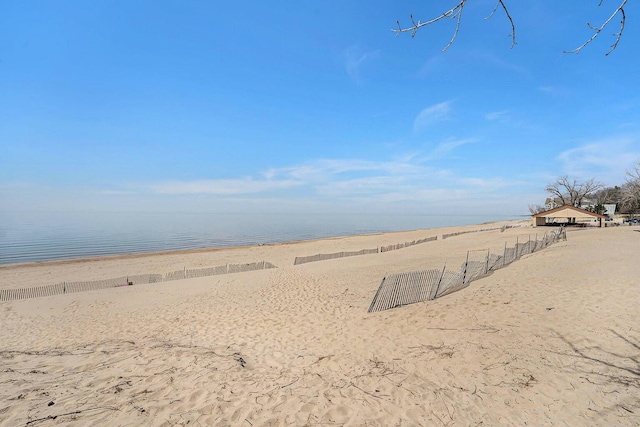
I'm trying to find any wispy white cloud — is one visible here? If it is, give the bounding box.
[148,178,303,195]
[134,153,522,209]
[556,136,640,184]
[418,55,447,77]
[538,85,569,97]
[99,190,135,195]
[466,51,529,76]
[423,138,476,161]
[485,110,510,122]
[343,45,380,83]
[484,109,531,129]
[20,150,534,215]
[414,101,453,133]
[457,177,517,190]
[315,175,407,197]
[419,51,527,78]
[265,158,424,182]
[262,156,522,208]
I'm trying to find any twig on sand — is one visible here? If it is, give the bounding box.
[280,378,299,388]
[349,382,382,399]
[467,326,501,333]
[26,406,117,425]
[431,410,447,426]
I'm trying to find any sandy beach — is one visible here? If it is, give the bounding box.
[1,220,639,426]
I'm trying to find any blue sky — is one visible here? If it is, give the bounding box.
[2,0,640,216]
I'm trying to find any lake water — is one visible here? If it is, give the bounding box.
[0,211,516,265]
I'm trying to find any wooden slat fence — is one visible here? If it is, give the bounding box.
[434,270,466,299]
[368,227,566,313]
[294,248,379,265]
[442,227,502,240]
[0,261,277,302]
[441,224,522,240]
[294,235,438,266]
[380,236,437,253]
[368,269,442,313]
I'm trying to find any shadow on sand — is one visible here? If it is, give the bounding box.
[550,329,640,419]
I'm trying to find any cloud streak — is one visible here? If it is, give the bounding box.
[344,45,380,83]
[414,101,453,133]
[422,138,476,161]
[148,178,304,195]
[485,110,510,122]
[129,152,521,210]
[557,136,640,184]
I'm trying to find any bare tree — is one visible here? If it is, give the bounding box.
[592,186,621,205]
[545,176,604,207]
[528,204,546,215]
[621,161,640,212]
[394,0,628,55]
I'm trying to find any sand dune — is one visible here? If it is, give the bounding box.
[1,221,639,426]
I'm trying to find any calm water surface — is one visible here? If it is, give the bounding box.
[0,212,516,265]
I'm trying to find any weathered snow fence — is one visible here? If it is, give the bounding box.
[0,261,277,302]
[368,228,566,313]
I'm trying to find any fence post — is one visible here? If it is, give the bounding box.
[503,241,507,267]
[485,249,490,274]
[515,236,519,259]
[462,251,469,285]
[433,263,447,299]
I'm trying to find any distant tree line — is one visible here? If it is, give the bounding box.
[529,161,640,215]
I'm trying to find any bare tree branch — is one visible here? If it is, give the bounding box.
[485,1,516,49]
[444,2,465,51]
[393,1,516,51]
[564,0,628,55]
[394,1,469,51]
[394,1,628,55]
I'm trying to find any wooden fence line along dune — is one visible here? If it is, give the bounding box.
[368,227,566,313]
[294,235,438,266]
[379,236,438,253]
[295,224,522,266]
[441,223,521,240]
[293,248,379,266]
[0,261,277,302]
